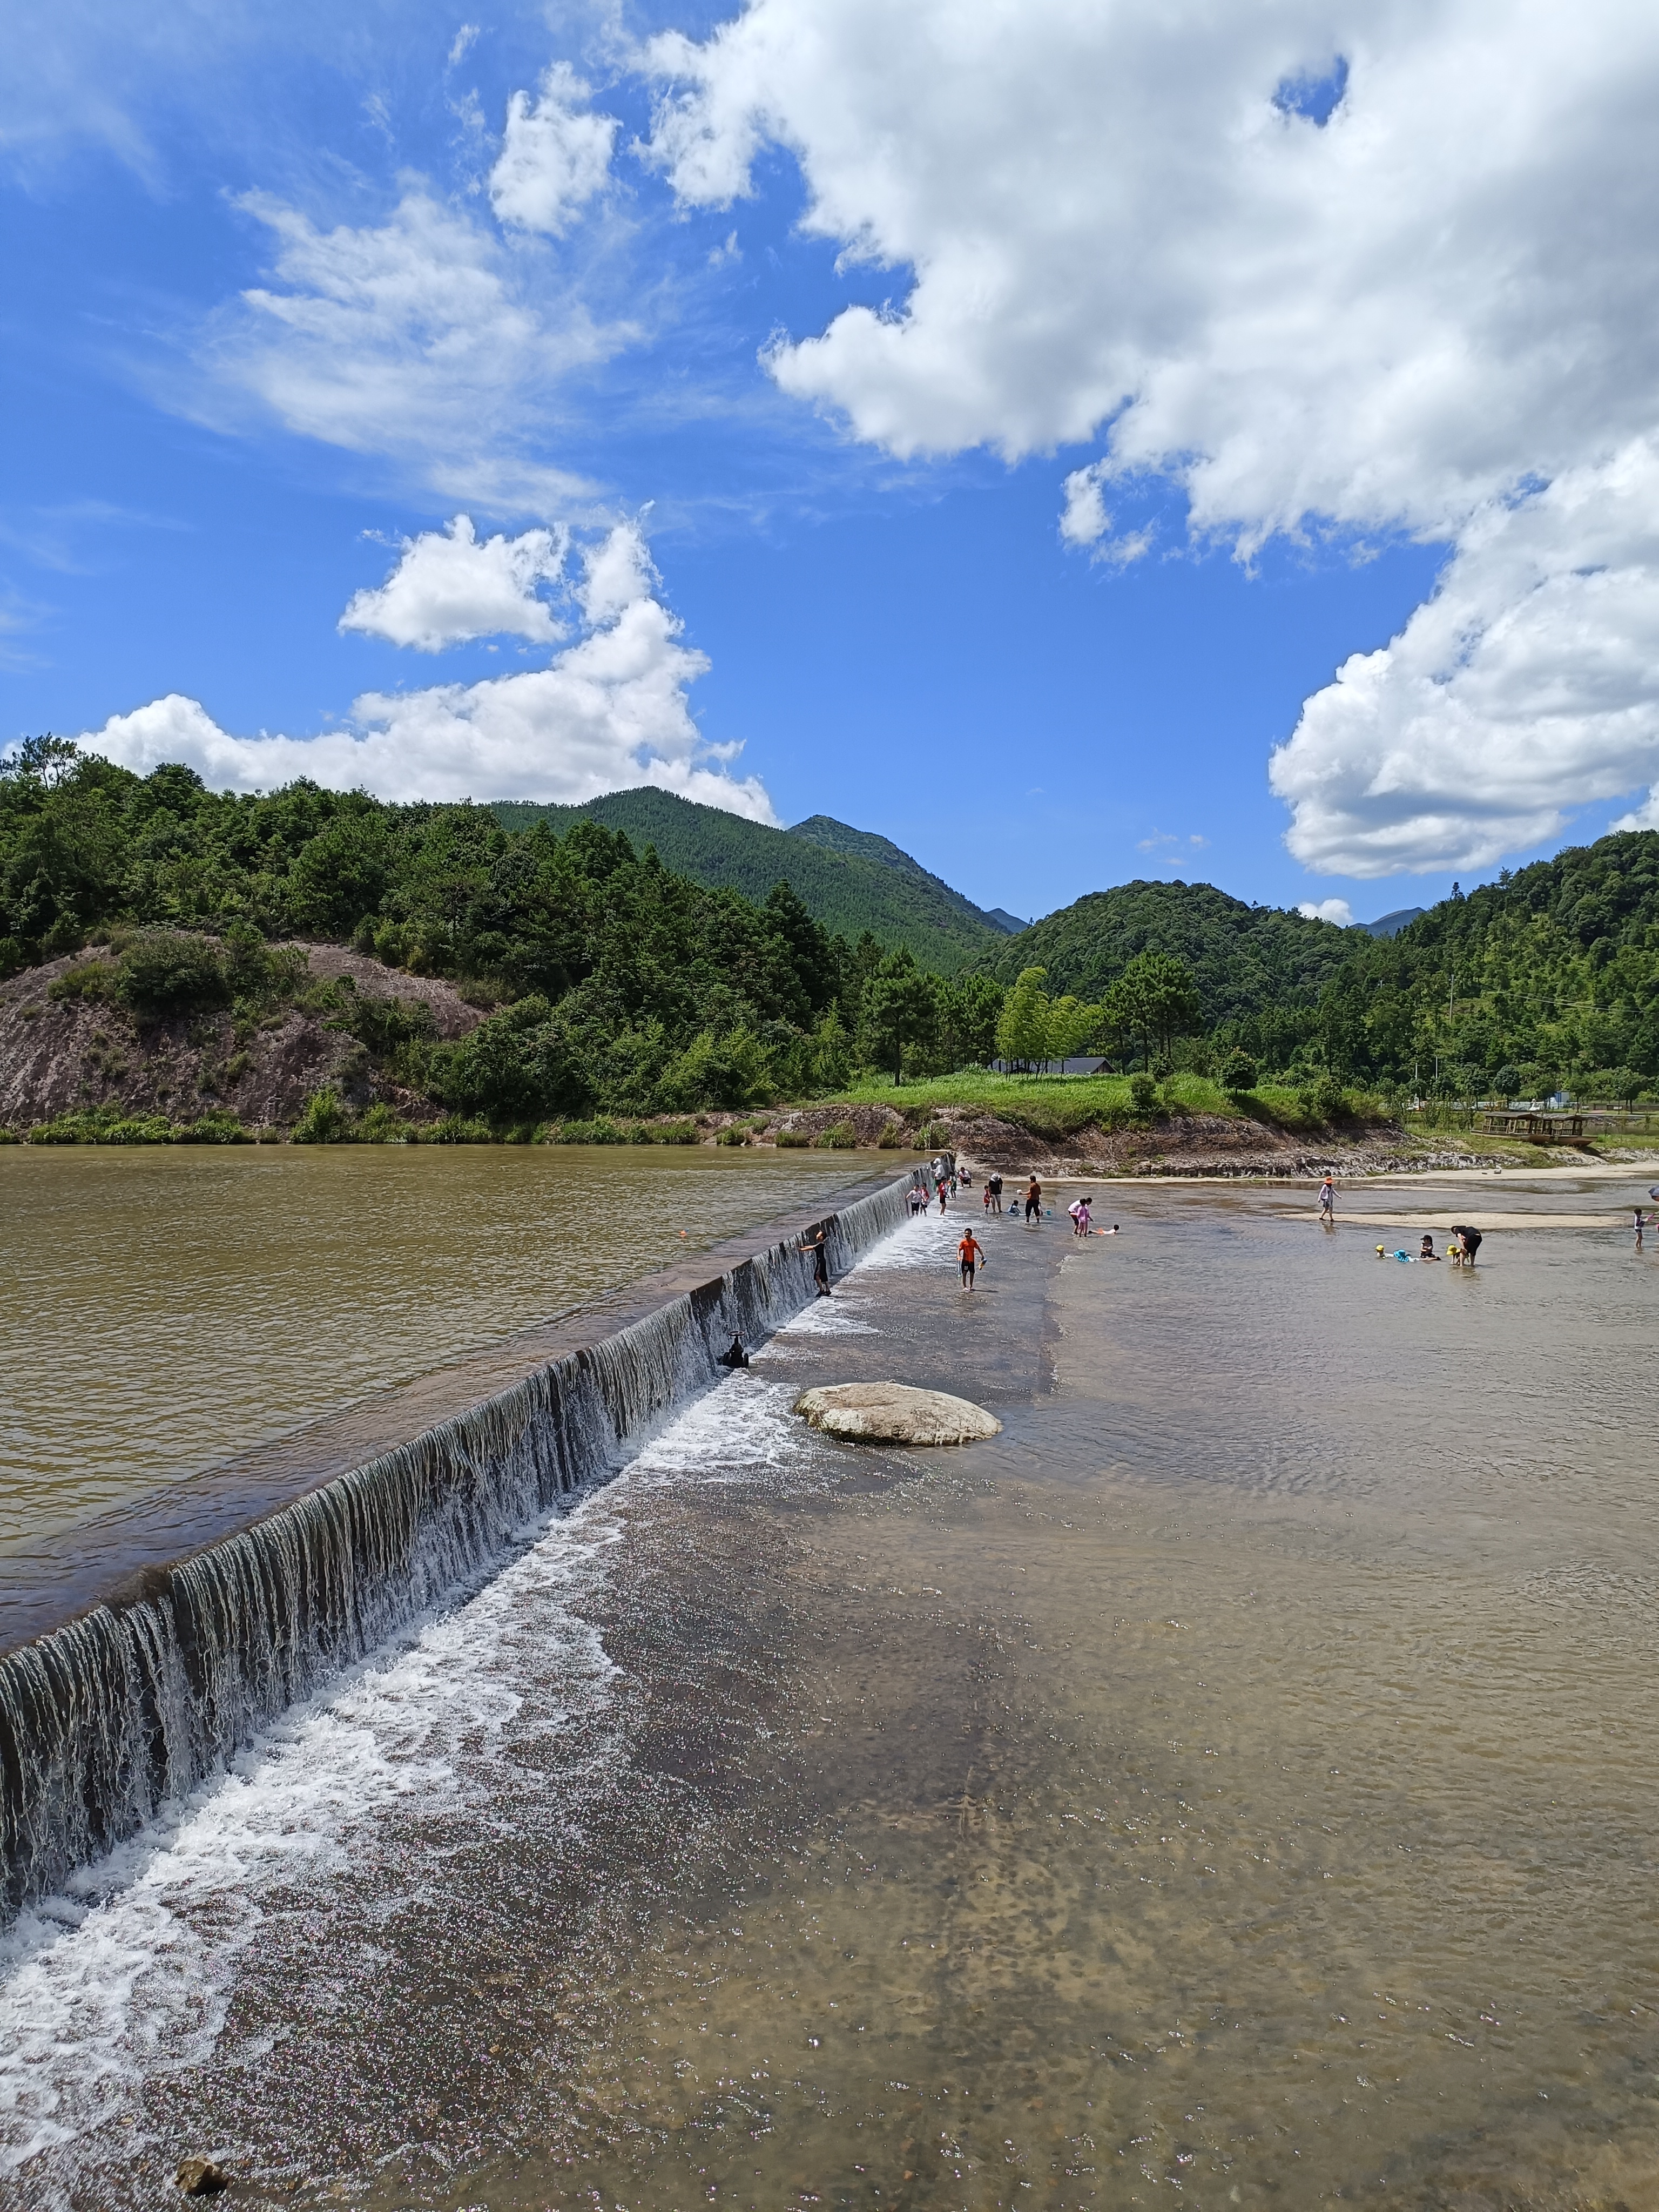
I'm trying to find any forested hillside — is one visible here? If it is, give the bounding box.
[982,880,1353,1030]
[1290,832,1659,1096]
[489,788,1009,971]
[977,839,1659,1095]
[785,813,1019,933]
[4,736,1652,1124]
[0,739,1000,1124]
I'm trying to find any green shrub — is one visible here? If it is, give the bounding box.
[649,1120,700,1144]
[0,1127,19,1144]
[179,1110,251,1144]
[117,932,231,1015]
[815,1121,858,1149]
[414,1112,494,1144]
[716,1123,750,1145]
[775,1128,810,1148]
[292,1085,352,1143]
[335,990,437,1061]
[547,1116,629,1144]
[355,1101,412,1143]
[1128,1072,1159,1117]
[1297,1073,1350,1125]
[29,1107,179,1144]
[1220,1047,1258,1092]
[654,1026,773,1113]
[48,961,116,1003]
[876,1121,907,1148]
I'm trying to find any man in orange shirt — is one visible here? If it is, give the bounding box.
[958,1228,986,1290]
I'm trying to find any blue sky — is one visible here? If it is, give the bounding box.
[4,0,1657,931]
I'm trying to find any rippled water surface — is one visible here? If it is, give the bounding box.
[0,1144,892,1554]
[2,1176,1657,2209]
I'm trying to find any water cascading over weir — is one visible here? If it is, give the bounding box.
[0,1170,923,1920]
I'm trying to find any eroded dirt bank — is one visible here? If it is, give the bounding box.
[0,947,483,1132]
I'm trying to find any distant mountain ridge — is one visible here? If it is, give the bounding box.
[1357,906,1427,939]
[488,788,1011,972]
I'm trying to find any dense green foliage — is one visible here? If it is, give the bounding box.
[489,787,1009,972]
[982,841,1659,1096]
[9,733,1654,1121]
[27,1104,253,1144]
[1274,832,1659,1097]
[982,879,1353,1035]
[0,740,1012,1123]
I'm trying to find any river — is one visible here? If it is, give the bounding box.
[0,1165,1655,2208]
[0,1143,898,1558]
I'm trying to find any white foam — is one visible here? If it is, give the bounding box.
[773,1299,880,1336]
[0,1448,629,2173]
[846,1210,960,1273]
[0,1218,935,2179]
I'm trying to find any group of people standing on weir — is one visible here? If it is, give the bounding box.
[900,1155,1125,1290]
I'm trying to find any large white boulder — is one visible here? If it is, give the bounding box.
[792,1382,1002,1446]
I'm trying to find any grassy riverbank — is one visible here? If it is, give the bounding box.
[819,1065,1378,1138]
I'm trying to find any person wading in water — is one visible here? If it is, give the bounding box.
[800,1225,832,1297]
[1024,1176,1042,1223]
[958,1227,985,1290]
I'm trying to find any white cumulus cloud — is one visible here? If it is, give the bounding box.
[80,523,776,821]
[1298,898,1354,926]
[489,63,619,235]
[1058,464,1110,550]
[644,0,1659,873]
[339,515,568,651]
[1271,441,1659,875]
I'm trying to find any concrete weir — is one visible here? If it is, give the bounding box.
[0,1165,923,1921]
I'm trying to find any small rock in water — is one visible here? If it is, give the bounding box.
[793,1382,1001,1446]
[175,2159,232,2197]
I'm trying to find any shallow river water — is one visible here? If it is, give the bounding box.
[0,1145,895,1556]
[1,1171,1656,2209]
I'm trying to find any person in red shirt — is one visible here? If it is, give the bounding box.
[957,1229,985,1290]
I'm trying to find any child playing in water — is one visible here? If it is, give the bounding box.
[1419,1233,1440,1262]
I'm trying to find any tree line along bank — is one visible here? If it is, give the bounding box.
[2,738,1656,1127]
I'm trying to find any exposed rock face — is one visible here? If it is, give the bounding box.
[917,1107,1464,1178]
[0,946,484,1132]
[793,1382,1002,1445]
[174,2157,231,2196]
[767,1103,910,1147]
